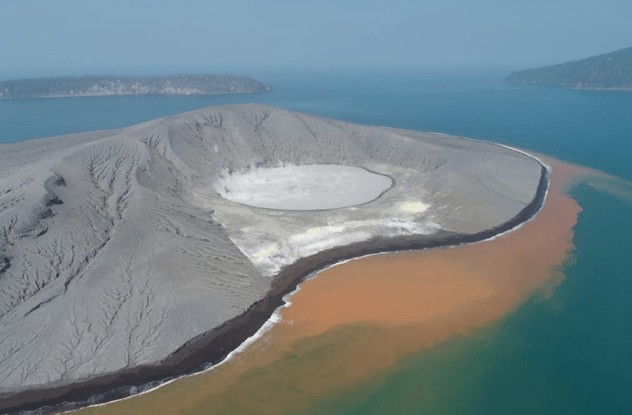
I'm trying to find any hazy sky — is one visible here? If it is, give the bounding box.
[1,0,631,78]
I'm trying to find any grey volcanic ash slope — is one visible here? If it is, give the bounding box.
[0,104,542,393]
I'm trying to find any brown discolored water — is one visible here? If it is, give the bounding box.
[74,158,587,415]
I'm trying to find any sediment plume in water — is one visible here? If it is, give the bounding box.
[75,158,586,415]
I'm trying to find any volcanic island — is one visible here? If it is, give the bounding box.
[0,104,546,414]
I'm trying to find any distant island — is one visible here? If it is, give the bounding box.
[0,75,271,99]
[507,46,632,90]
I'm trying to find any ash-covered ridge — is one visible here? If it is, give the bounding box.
[0,104,542,396]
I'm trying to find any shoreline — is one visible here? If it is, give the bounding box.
[0,89,272,100]
[505,81,632,92]
[0,162,548,415]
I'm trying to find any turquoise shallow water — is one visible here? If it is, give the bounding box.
[1,69,631,413]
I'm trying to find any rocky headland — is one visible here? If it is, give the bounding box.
[507,46,632,90]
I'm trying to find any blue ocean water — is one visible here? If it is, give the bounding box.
[1,69,631,179]
[1,69,631,414]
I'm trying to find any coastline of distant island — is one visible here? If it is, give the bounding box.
[0,75,271,99]
[507,46,632,90]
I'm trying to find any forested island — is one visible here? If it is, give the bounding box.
[507,46,632,90]
[0,75,271,99]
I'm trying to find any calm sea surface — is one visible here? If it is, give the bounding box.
[1,69,631,413]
